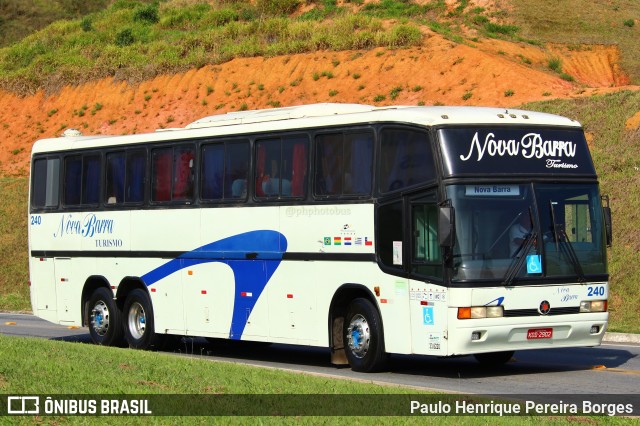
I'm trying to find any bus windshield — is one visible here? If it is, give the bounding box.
[446,183,607,283]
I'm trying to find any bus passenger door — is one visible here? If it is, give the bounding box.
[408,199,448,355]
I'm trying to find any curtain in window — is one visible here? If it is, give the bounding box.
[291,143,306,197]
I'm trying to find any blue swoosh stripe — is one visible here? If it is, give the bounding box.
[141,230,287,339]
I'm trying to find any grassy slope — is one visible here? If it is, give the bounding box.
[0,1,637,331]
[0,0,111,48]
[0,334,634,424]
[511,0,640,84]
[522,91,640,333]
[0,177,29,311]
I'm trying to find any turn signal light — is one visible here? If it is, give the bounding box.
[457,306,504,319]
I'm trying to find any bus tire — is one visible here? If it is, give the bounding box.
[473,351,514,366]
[88,287,124,346]
[123,289,163,350]
[343,298,388,372]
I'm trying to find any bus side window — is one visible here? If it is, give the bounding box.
[284,136,308,198]
[173,146,195,201]
[81,155,101,205]
[202,141,249,201]
[31,157,60,209]
[202,144,224,200]
[225,142,249,199]
[64,156,82,206]
[152,148,172,202]
[380,128,435,193]
[256,136,308,199]
[315,132,372,197]
[106,152,125,204]
[126,150,146,203]
[107,150,145,204]
[150,145,195,203]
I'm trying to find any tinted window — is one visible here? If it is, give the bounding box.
[201,141,249,201]
[63,154,101,206]
[256,136,308,199]
[151,145,195,203]
[64,156,82,205]
[380,128,435,193]
[315,132,373,197]
[106,150,145,204]
[82,155,101,204]
[31,157,60,209]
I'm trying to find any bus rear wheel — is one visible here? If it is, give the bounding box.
[88,287,124,346]
[473,351,515,366]
[343,298,388,372]
[123,289,163,350]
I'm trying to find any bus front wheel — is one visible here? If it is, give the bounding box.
[343,298,388,372]
[123,289,163,350]
[88,287,124,346]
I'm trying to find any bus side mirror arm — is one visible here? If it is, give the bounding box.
[438,204,456,250]
[602,195,612,247]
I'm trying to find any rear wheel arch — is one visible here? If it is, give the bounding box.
[328,284,383,367]
[115,277,149,312]
[82,276,111,327]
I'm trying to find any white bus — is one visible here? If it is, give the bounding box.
[28,103,612,372]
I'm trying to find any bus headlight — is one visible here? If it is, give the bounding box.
[457,306,504,319]
[579,300,608,313]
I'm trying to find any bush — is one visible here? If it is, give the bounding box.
[548,57,562,72]
[623,19,634,28]
[80,17,93,32]
[133,4,160,24]
[115,28,135,47]
[384,24,422,48]
[256,0,300,16]
[484,22,519,36]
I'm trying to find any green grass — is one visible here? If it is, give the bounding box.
[0,177,29,311]
[521,90,640,333]
[0,1,425,95]
[0,334,634,424]
[511,0,640,83]
[0,0,111,48]
[0,0,638,94]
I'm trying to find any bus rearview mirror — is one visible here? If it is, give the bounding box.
[603,206,612,247]
[438,206,455,249]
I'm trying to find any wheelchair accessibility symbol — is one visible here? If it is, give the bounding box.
[527,255,542,274]
[423,306,434,326]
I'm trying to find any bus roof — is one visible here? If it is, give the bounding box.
[31,103,582,154]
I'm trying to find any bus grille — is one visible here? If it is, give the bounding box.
[503,306,580,317]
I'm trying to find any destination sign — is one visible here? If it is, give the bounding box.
[438,128,596,177]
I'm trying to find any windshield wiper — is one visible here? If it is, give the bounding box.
[549,200,586,283]
[502,231,537,287]
[557,228,586,283]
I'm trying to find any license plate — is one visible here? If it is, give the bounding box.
[527,328,553,339]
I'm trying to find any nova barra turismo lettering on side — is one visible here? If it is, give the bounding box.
[27,104,612,373]
[52,213,123,247]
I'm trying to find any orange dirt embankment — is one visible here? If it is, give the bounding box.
[0,33,637,176]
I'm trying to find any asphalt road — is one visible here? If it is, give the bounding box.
[2,312,639,399]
